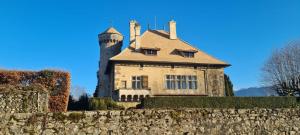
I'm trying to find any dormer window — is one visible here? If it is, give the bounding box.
[144,49,157,55]
[182,52,194,58]
[174,49,197,58]
[140,47,160,56]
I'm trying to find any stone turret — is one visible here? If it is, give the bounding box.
[96,27,123,97]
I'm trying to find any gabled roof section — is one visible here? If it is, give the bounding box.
[110,30,229,66]
[100,27,122,35]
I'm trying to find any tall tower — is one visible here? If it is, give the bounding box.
[96,27,123,97]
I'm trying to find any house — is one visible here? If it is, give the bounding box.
[95,20,230,102]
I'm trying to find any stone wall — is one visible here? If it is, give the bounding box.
[97,30,123,97]
[1,108,299,135]
[206,68,225,96]
[0,90,48,113]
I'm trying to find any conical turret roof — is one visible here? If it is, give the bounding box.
[100,27,122,35]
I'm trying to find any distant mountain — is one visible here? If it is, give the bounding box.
[234,87,277,97]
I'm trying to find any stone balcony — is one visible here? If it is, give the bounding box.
[114,88,151,102]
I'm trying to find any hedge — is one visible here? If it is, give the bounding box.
[89,98,124,110]
[0,70,71,112]
[141,97,300,109]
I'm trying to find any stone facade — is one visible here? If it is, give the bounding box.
[0,108,299,134]
[112,63,225,101]
[0,90,48,113]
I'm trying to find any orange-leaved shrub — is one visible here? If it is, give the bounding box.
[0,70,71,112]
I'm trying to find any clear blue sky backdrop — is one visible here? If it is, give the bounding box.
[1,0,300,95]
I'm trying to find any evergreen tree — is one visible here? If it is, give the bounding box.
[67,93,90,111]
[224,74,234,96]
[67,95,76,110]
[77,93,90,110]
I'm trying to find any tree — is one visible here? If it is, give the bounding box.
[71,86,87,100]
[68,86,90,110]
[67,93,90,111]
[77,93,90,110]
[67,95,76,110]
[262,41,300,96]
[224,74,234,96]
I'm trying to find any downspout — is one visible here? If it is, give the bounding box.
[204,65,209,95]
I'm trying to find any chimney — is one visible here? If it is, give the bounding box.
[135,24,141,50]
[130,20,136,43]
[169,20,177,40]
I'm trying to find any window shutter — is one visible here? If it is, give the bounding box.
[142,75,148,89]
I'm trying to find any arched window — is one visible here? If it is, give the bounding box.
[145,95,150,98]
[121,95,126,102]
[133,95,139,102]
[127,95,132,102]
[139,95,144,100]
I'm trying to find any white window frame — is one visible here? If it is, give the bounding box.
[132,76,142,89]
[165,75,197,90]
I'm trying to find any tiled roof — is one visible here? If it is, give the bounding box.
[110,30,229,66]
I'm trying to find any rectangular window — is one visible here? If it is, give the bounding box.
[166,75,171,89]
[165,75,197,90]
[137,76,141,89]
[176,76,181,89]
[132,76,142,89]
[165,75,176,89]
[121,81,127,89]
[192,76,197,89]
[132,76,148,89]
[142,75,148,89]
[188,75,193,89]
[181,76,187,89]
[132,76,136,89]
[171,75,176,89]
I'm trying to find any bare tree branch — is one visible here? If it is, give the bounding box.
[262,41,300,96]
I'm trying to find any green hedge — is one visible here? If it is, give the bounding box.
[141,97,300,109]
[89,98,124,110]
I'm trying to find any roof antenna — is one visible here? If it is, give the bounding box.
[154,16,157,30]
[147,23,150,30]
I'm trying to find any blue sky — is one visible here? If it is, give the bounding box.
[1,0,300,95]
